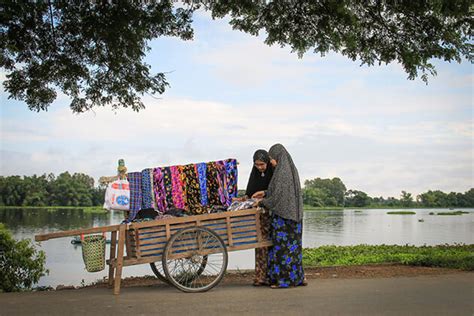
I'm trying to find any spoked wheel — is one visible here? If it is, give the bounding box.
[150,256,208,285]
[162,226,228,293]
[149,262,169,284]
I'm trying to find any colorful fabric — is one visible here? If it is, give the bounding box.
[197,162,208,206]
[254,210,271,284]
[162,167,174,208]
[125,158,238,216]
[123,172,142,223]
[268,214,305,288]
[182,164,203,214]
[170,166,185,209]
[215,160,228,206]
[141,169,155,209]
[206,162,220,206]
[153,167,167,213]
[127,172,142,212]
[178,166,188,210]
[225,159,238,204]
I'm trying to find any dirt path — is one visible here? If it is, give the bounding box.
[0,266,472,315]
[83,264,468,289]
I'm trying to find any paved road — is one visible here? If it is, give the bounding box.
[1,273,473,315]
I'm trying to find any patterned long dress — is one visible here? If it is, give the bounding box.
[254,210,271,284]
[267,214,305,287]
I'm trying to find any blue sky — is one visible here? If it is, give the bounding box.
[1,10,472,198]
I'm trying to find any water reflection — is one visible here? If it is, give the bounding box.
[1,208,473,287]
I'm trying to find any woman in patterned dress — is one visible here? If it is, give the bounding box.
[254,144,306,288]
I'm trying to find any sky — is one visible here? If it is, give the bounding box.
[1,10,473,198]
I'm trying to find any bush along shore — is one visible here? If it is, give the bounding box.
[302,244,474,271]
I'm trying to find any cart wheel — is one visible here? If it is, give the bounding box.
[149,262,169,284]
[162,226,227,293]
[150,256,208,285]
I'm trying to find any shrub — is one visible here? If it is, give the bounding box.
[0,223,48,292]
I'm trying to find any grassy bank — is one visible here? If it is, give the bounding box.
[387,211,416,215]
[302,244,474,271]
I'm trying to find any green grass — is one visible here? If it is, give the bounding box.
[387,211,416,215]
[436,211,469,216]
[302,244,474,270]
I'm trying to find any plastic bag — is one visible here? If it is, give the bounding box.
[103,179,130,211]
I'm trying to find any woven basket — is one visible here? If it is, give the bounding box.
[81,235,106,272]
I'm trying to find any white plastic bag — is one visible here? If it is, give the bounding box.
[103,179,130,211]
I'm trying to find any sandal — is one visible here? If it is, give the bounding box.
[301,278,308,286]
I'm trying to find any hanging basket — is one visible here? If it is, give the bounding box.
[81,234,106,272]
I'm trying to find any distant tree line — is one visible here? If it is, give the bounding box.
[0,172,105,207]
[303,177,474,208]
[1,173,473,208]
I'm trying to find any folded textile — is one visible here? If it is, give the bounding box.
[227,198,257,211]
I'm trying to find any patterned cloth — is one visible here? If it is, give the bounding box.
[170,166,185,209]
[254,210,271,284]
[197,162,208,206]
[127,172,142,222]
[141,169,155,209]
[182,164,203,214]
[162,167,174,208]
[153,167,167,213]
[124,158,238,216]
[206,162,221,207]
[225,159,238,204]
[215,160,228,206]
[268,214,305,288]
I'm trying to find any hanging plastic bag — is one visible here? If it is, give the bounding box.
[103,179,130,211]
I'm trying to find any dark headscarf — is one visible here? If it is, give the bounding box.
[260,144,303,222]
[245,149,274,198]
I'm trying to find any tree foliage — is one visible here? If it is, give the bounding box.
[0,172,105,207]
[209,0,473,82]
[1,1,194,112]
[304,177,347,206]
[302,177,474,208]
[1,1,472,112]
[0,223,48,292]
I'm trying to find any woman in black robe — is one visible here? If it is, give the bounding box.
[243,149,274,285]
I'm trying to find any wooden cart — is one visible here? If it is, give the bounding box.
[35,208,271,294]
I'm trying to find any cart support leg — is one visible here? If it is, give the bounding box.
[113,225,126,295]
[108,230,117,287]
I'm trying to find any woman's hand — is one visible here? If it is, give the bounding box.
[253,198,262,208]
[252,191,265,199]
[232,196,248,202]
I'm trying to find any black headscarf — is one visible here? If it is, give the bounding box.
[245,149,274,198]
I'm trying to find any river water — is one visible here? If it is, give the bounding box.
[1,208,473,287]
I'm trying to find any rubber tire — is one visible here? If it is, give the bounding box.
[149,262,169,284]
